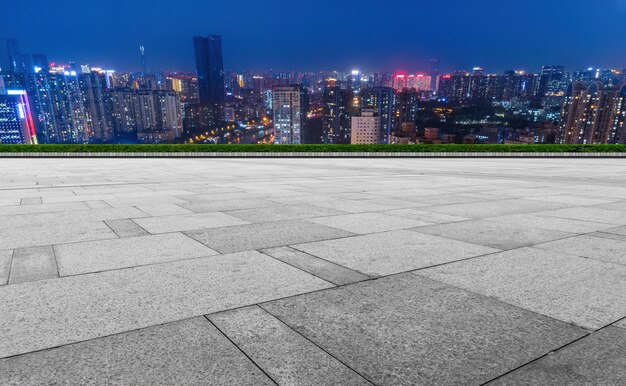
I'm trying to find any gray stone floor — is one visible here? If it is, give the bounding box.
[0,158,625,385]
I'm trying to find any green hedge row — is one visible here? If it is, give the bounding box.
[1,144,626,153]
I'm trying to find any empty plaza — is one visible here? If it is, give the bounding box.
[1,157,625,385]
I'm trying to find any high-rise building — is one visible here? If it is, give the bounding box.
[560,81,626,144]
[6,39,21,72]
[408,75,431,92]
[428,59,440,93]
[272,85,308,144]
[322,83,352,144]
[193,35,225,104]
[351,109,380,144]
[396,88,420,124]
[79,72,114,142]
[0,90,37,144]
[538,66,567,97]
[140,46,147,74]
[360,86,396,143]
[109,88,137,137]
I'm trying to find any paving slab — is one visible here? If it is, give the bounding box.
[54,233,217,275]
[425,199,570,218]
[0,201,88,216]
[0,250,11,286]
[263,273,585,385]
[0,250,332,358]
[486,213,616,234]
[525,195,618,206]
[227,204,346,223]
[535,235,626,266]
[0,207,148,230]
[209,306,370,385]
[105,219,150,238]
[186,220,356,254]
[8,246,58,285]
[133,212,250,233]
[20,197,42,205]
[179,198,279,213]
[307,212,432,234]
[413,220,576,250]
[0,317,273,386]
[83,200,112,209]
[490,326,626,385]
[0,221,118,250]
[134,203,193,216]
[540,207,626,225]
[261,246,371,285]
[383,208,470,224]
[418,247,626,330]
[293,230,499,276]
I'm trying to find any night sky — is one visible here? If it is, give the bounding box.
[2,0,625,73]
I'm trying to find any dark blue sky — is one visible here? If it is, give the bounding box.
[2,0,625,73]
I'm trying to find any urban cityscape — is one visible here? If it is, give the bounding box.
[1,35,625,146]
[2,0,626,384]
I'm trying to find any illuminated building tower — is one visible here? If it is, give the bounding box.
[360,86,396,144]
[133,90,157,138]
[538,66,567,97]
[560,82,626,144]
[0,90,37,144]
[79,71,114,142]
[193,35,225,104]
[140,46,147,74]
[272,85,308,144]
[109,88,137,139]
[408,75,431,92]
[5,39,33,73]
[351,109,380,144]
[394,74,408,91]
[322,82,352,144]
[428,59,440,93]
[437,72,471,102]
[131,90,183,143]
[251,76,265,95]
[396,88,419,125]
[32,54,49,72]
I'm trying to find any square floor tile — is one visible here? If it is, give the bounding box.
[263,274,585,385]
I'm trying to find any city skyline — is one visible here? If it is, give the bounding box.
[2,0,626,73]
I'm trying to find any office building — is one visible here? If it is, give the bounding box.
[272,85,308,144]
[322,83,352,144]
[360,86,396,143]
[193,35,225,104]
[351,109,380,144]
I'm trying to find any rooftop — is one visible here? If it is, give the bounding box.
[0,158,625,384]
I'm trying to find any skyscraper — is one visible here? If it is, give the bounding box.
[272,85,308,144]
[560,81,626,144]
[6,39,21,72]
[0,90,37,144]
[428,59,440,93]
[139,46,147,74]
[360,86,396,144]
[322,82,352,144]
[193,35,225,104]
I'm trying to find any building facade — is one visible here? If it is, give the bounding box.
[351,109,380,144]
[272,85,308,144]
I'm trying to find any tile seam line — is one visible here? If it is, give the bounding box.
[203,316,280,386]
[481,318,626,385]
[256,249,340,286]
[255,304,378,386]
[0,273,375,359]
[284,245,375,279]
